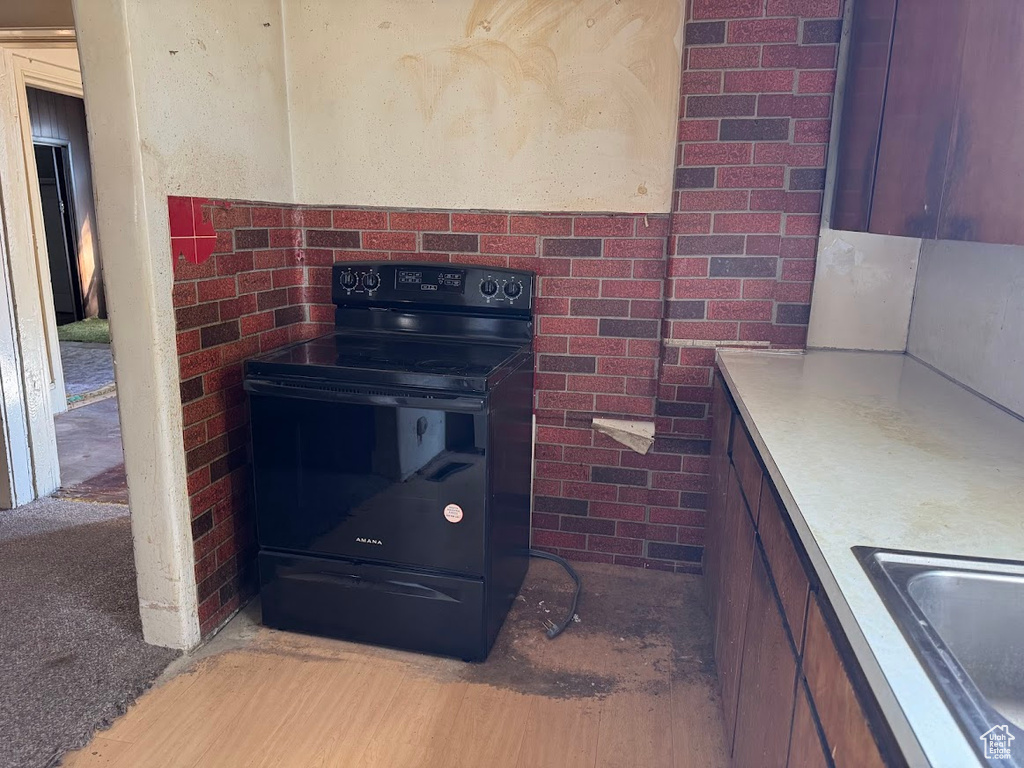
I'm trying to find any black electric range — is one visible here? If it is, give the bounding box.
[244,262,535,661]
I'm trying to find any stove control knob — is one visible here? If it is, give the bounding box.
[340,271,358,290]
[363,272,380,291]
[480,279,499,297]
[503,280,523,299]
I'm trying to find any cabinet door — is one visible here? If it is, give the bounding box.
[757,477,810,655]
[730,420,762,523]
[787,682,830,768]
[713,467,756,753]
[830,0,897,231]
[836,0,1024,245]
[802,596,886,768]
[731,548,798,768]
[704,375,734,622]
[937,0,1024,244]
[868,0,969,238]
[710,375,733,460]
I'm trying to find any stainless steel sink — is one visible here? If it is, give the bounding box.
[857,548,1024,767]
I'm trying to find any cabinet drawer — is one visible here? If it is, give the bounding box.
[730,419,762,521]
[803,595,886,768]
[757,476,810,654]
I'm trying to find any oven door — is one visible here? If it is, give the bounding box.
[247,378,488,576]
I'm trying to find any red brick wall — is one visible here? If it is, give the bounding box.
[168,0,844,635]
[170,197,325,633]
[298,211,708,571]
[657,0,844,536]
[669,0,842,347]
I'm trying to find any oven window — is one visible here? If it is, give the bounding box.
[250,394,487,575]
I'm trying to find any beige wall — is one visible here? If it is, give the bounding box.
[283,0,683,212]
[908,239,1024,418]
[807,228,920,351]
[0,0,74,29]
[127,0,293,202]
[73,0,293,648]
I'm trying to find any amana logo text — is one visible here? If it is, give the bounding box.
[355,537,383,546]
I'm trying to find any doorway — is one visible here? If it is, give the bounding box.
[0,36,168,764]
[0,22,201,652]
[35,142,82,325]
[25,86,125,500]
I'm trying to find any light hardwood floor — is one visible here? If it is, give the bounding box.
[64,562,727,768]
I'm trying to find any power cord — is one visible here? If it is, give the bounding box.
[528,549,582,639]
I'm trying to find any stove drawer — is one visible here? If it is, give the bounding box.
[259,551,487,660]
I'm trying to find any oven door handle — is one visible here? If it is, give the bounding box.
[244,377,486,412]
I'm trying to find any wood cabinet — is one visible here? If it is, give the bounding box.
[829,0,895,232]
[935,0,1024,245]
[803,596,886,768]
[757,478,809,654]
[730,419,762,523]
[731,548,798,768]
[713,468,755,750]
[705,375,899,767]
[787,683,830,768]
[832,0,1024,246]
[704,375,735,626]
[864,0,967,239]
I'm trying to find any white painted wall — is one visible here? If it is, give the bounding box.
[282,0,683,213]
[72,0,293,649]
[807,228,920,351]
[907,239,1024,418]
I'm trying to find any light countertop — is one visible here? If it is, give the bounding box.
[717,349,1024,768]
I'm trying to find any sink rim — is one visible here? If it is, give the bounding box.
[855,546,1024,768]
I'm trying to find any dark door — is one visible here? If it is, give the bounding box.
[34,143,83,325]
[250,389,488,576]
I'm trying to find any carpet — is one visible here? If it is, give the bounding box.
[0,498,179,768]
[56,319,110,345]
[59,342,115,407]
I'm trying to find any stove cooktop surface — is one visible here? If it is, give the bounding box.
[246,331,529,389]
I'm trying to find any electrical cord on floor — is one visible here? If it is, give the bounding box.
[528,548,582,639]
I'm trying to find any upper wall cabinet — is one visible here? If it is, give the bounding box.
[832,0,1024,246]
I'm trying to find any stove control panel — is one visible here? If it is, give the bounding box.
[396,267,465,294]
[477,273,526,305]
[335,265,382,295]
[333,262,534,314]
